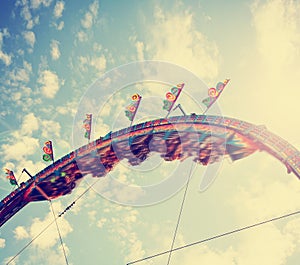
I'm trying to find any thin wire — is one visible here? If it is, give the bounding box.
[127,209,300,264]
[49,200,69,265]
[6,219,56,265]
[166,162,195,265]
[6,178,101,265]
[15,171,23,187]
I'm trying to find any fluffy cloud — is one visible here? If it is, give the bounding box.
[54,21,64,31]
[81,12,93,29]
[147,6,220,80]
[76,31,88,42]
[3,256,18,265]
[0,237,5,248]
[227,156,300,264]
[232,177,300,223]
[0,49,12,66]
[251,0,300,88]
[14,201,73,249]
[50,40,61,60]
[0,112,40,162]
[248,0,300,141]
[252,0,300,67]
[81,0,99,29]
[89,0,99,17]
[90,54,106,72]
[38,70,61,98]
[1,135,39,161]
[53,1,65,18]
[0,28,12,66]
[40,119,61,138]
[14,226,30,240]
[77,54,106,75]
[170,246,237,265]
[94,204,145,262]
[23,31,36,48]
[21,113,39,135]
[20,3,40,29]
[236,224,295,265]
[8,60,32,85]
[30,0,53,9]
[135,41,145,61]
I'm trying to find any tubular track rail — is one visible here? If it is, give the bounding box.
[1,114,299,227]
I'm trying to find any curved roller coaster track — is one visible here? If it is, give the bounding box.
[1,114,300,227]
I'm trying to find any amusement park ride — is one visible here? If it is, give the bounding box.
[1,80,300,229]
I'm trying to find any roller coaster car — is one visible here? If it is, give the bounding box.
[128,157,143,166]
[162,132,182,161]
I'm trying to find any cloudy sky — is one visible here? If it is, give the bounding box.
[1,0,300,264]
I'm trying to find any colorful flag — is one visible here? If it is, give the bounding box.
[162,83,184,112]
[202,79,230,108]
[4,168,18,186]
[125,94,142,122]
[42,140,54,162]
[83,114,92,140]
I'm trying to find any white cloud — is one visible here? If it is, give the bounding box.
[0,112,40,162]
[13,202,72,250]
[227,158,300,264]
[27,16,40,29]
[93,204,145,262]
[50,40,60,60]
[252,0,300,68]
[23,31,36,48]
[90,54,106,72]
[54,21,64,31]
[76,31,88,42]
[0,50,12,66]
[0,29,12,66]
[250,0,300,126]
[89,0,99,17]
[53,1,64,18]
[0,238,5,248]
[77,54,106,75]
[20,3,40,29]
[93,43,102,52]
[96,217,107,228]
[81,12,93,29]
[81,0,99,29]
[173,246,237,265]
[135,41,144,61]
[248,0,300,140]
[21,113,39,135]
[232,177,300,223]
[3,256,18,265]
[8,60,32,84]
[30,0,53,9]
[284,217,300,244]
[147,6,220,80]
[1,135,39,162]
[236,224,295,265]
[40,119,61,138]
[14,226,30,240]
[38,70,60,98]
[20,3,31,21]
[56,100,78,116]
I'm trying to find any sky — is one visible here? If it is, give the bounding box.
[1,0,300,264]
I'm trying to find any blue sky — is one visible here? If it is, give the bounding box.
[1,0,300,264]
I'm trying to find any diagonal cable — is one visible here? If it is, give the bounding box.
[49,200,69,265]
[166,162,195,265]
[127,209,300,264]
[6,178,101,265]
